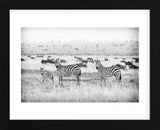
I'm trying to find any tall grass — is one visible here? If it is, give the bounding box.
[21,69,139,102]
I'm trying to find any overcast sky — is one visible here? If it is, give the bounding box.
[21,28,139,43]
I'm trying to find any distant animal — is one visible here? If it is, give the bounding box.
[60,59,66,63]
[30,57,35,59]
[21,58,25,61]
[41,59,55,64]
[87,58,94,63]
[74,56,83,60]
[120,60,126,63]
[76,63,87,68]
[75,57,87,63]
[95,60,121,86]
[47,56,52,58]
[41,59,47,64]
[40,68,54,84]
[76,57,88,63]
[104,58,108,61]
[82,60,88,63]
[129,64,139,69]
[54,59,81,86]
[115,64,127,71]
[124,61,133,66]
[74,56,78,59]
[133,58,139,63]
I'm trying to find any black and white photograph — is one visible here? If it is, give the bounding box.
[0,0,158,127]
[21,28,139,102]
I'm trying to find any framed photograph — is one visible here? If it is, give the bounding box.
[10,10,149,120]
[1,0,159,129]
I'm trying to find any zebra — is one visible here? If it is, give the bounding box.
[54,59,81,86]
[95,60,121,86]
[40,68,54,84]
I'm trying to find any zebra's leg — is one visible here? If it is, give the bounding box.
[61,76,63,87]
[42,76,45,84]
[103,77,106,87]
[100,76,102,87]
[76,76,80,86]
[118,76,121,84]
[115,73,121,83]
[52,77,54,85]
[59,76,61,85]
[78,76,80,86]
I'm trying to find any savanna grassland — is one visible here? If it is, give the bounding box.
[21,67,139,102]
[21,28,139,102]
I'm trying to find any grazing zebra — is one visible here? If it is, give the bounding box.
[95,60,121,86]
[40,68,54,84]
[54,59,81,86]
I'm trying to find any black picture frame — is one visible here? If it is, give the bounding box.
[0,0,159,129]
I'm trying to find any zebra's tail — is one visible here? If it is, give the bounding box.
[119,73,122,81]
[51,75,54,84]
[52,75,54,79]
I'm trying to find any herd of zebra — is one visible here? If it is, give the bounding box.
[40,59,126,87]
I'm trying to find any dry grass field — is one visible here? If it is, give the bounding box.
[21,68,139,102]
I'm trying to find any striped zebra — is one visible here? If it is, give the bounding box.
[54,59,81,86]
[95,60,121,86]
[40,68,54,84]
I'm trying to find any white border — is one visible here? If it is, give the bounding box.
[10,10,150,120]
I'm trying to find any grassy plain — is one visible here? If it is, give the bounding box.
[21,68,139,102]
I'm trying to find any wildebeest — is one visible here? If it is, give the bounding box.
[60,59,66,63]
[124,61,133,66]
[129,64,139,69]
[115,64,127,71]
[30,57,35,59]
[133,58,139,63]
[74,56,83,61]
[104,58,108,61]
[120,60,126,63]
[82,59,88,63]
[74,56,88,63]
[41,59,55,64]
[21,58,25,61]
[47,56,52,58]
[87,57,94,63]
[76,63,87,68]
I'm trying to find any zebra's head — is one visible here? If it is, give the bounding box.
[95,60,103,69]
[54,59,61,69]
